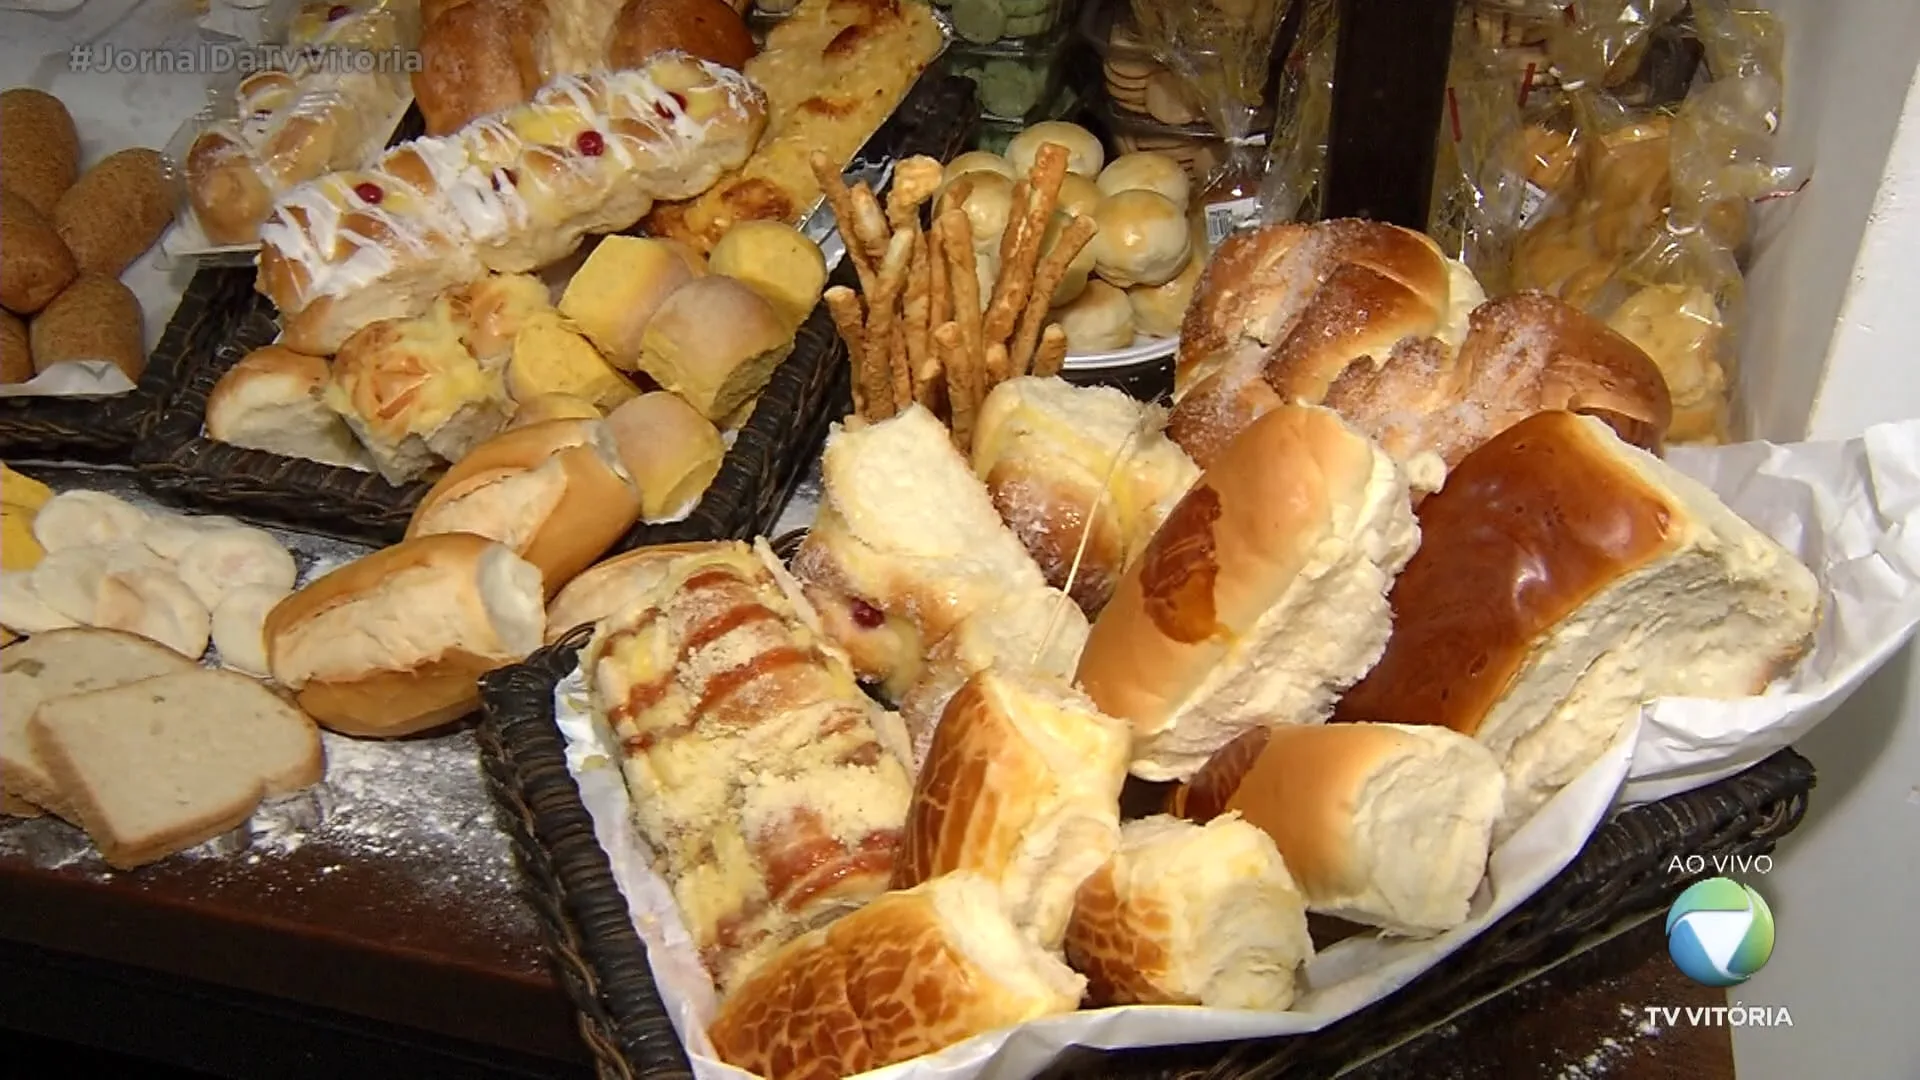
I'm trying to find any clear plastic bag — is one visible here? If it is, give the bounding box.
[1253,0,1336,225]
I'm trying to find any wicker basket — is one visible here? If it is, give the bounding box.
[476,628,1815,1080]
[134,75,983,546]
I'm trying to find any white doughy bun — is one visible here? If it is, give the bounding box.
[1097,152,1193,211]
[945,150,1017,183]
[93,568,212,659]
[1051,280,1136,353]
[32,491,151,552]
[175,528,299,611]
[1057,172,1104,219]
[955,172,1015,253]
[1009,122,1106,177]
[139,514,244,562]
[30,544,166,624]
[0,572,77,633]
[1091,190,1193,288]
[212,583,291,678]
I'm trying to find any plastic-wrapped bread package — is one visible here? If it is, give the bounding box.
[584,541,914,993]
[180,0,421,248]
[256,54,767,355]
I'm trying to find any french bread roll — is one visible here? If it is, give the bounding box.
[636,276,793,422]
[542,541,726,642]
[507,391,602,428]
[603,391,725,521]
[1064,814,1312,1008]
[1336,412,1821,836]
[265,532,547,736]
[1174,724,1506,935]
[708,872,1085,1080]
[895,669,1130,948]
[1076,405,1421,782]
[206,346,374,469]
[792,405,1049,694]
[970,377,1199,613]
[406,418,643,595]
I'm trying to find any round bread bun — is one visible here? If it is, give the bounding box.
[1091,190,1192,288]
[1041,211,1098,308]
[708,220,827,328]
[1097,152,1192,211]
[174,527,299,611]
[1128,246,1204,338]
[1009,121,1106,178]
[954,171,1015,253]
[93,567,212,659]
[944,150,1016,184]
[509,392,603,429]
[32,490,150,552]
[137,513,244,562]
[604,391,726,522]
[0,571,77,634]
[1057,172,1103,219]
[608,0,757,71]
[30,543,166,624]
[1051,280,1136,353]
[212,583,290,678]
[638,276,795,423]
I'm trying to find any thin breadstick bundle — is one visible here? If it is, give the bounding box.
[811,151,877,294]
[1012,213,1100,375]
[887,156,944,229]
[866,230,916,419]
[937,210,985,365]
[903,227,932,400]
[935,320,978,451]
[850,182,892,265]
[823,286,873,418]
[985,343,1012,399]
[985,145,1070,349]
[1032,324,1070,379]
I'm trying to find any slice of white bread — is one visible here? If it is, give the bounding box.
[29,667,324,869]
[0,628,197,816]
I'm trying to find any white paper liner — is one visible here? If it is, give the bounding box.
[0,361,137,398]
[548,417,1920,1079]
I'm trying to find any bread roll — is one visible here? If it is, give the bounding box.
[173,526,298,612]
[325,310,514,484]
[508,391,602,428]
[542,541,726,641]
[943,149,1016,185]
[1127,235,1204,338]
[602,391,725,521]
[1076,406,1421,782]
[557,236,702,370]
[1039,209,1097,307]
[445,273,556,365]
[608,0,758,71]
[1096,151,1191,210]
[709,873,1085,1080]
[92,567,212,659]
[1090,190,1190,288]
[265,532,547,736]
[0,89,79,216]
[1336,412,1821,836]
[29,273,145,381]
[136,513,243,563]
[1008,121,1105,178]
[1,310,28,384]
[0,571,76,634]
[32,490,150,551]
[896,670,1129,947]
[792,405,1048,693]
[1065,814,1312,1007]
[52,148,173,278]
[406,418,642,595]
[1175,724,1506,934]
[953,171,1014,253]
[205,346,374,469]
[1,191,76,315]
[896,585,1088,770]
[637,276,793,422]
[505,311,640,411]
[970,377,1200,613]
[706,220,827,328]
[211,583,289,678]
[1049,279,1134,354]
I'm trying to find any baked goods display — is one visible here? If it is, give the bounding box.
[0,89,172,389]
[640,0,947,253]
[181,0,420,247]
[412,0,760,137]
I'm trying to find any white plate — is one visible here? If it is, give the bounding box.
[1062,333,1177,371]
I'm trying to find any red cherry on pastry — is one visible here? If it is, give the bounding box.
[848,599,886,629]
[652,92,690,121]
[326,4,350,19]
[489,168,517,191]
[575,130,605,156]
[352,181,383,204]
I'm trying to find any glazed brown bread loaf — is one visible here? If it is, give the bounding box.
[1064,814,1312,1009]
[53,148,173,277]
[265,532,547,737]
[894,669,1130,948]
[414,0,757,135]
[708,873,1084,1080]
[1335,412,1821,837]
[29,273,145,381]
[1076,405,1421,782]
[1167,219,1671,474]
[0,89,79,216]
[1173,723,1506,935]
[0,190,76,315]
[406,418,643,595]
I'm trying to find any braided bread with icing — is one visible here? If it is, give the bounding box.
[256,53,766,355]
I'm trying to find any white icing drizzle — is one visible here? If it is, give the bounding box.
[261,55,763,309]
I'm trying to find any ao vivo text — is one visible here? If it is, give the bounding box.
[1668,853,1773,875]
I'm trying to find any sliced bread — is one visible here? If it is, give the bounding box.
[0,627,195,816]
[29,667,324,869]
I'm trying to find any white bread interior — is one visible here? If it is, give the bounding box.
[1076,405,1421,781]
[543,542,730,643]
[204,346,373,470]
[928,871,1091,1007]
[1064,813,1312,1009]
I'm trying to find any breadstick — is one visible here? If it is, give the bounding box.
[887,156,944,230]
[903,226,932,402]
[985,145,1070,350]
[1031,323,1069,378]
[937,175,976,218]
[928,201,951,334]
[913,351,943,412]
[935,321,977,452]
[865,230,915,417]
[1010,212,1099,375]
[823,286,871,417]
[998,179,1031,267]
[890,319,912,413]
[850,182,891,265]
[936,209,984,374]
[984,342,1012,396]
[811,151,877,295]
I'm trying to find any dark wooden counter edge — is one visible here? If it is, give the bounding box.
[0,862,588,1067]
